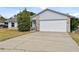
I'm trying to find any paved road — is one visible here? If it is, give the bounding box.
[0,32,79,52]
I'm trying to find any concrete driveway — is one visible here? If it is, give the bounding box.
[0,32,79,52]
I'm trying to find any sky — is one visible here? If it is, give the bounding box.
[0,7,79,18]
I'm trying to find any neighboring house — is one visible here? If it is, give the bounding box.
[5,17,18,29]
[31,9,73,32]
[76,25,79,32]
[0,23,5,28]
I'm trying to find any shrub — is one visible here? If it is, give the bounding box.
[71,17,79,32]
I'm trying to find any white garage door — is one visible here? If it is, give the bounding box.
[40,20,67,32]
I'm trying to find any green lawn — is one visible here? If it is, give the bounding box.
[0,29,30,42]
[69,33,79,45]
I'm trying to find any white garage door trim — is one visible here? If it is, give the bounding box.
[40,19,67,32]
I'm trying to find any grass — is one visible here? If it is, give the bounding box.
[0,29,30,42]
[69,32,79,45]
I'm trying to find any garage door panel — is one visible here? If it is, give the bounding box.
[40,20,67,32]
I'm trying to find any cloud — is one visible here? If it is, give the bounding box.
[40,7,47,9]
[69,13,79,18]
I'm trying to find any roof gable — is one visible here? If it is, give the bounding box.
[32,9,71,18]
[5,17,17,22]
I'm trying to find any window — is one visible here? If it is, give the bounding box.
[4,22,8,28]
[11,22,14,27]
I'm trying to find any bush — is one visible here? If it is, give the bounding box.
[71,17,79,32]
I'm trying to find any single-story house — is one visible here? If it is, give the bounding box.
[5,8,78,32]
[31,9,73,32]
[5,17,18,29]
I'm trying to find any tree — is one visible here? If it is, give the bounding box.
[0,16,6,23]
[17,9,35,32]
[71,17,79,32]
